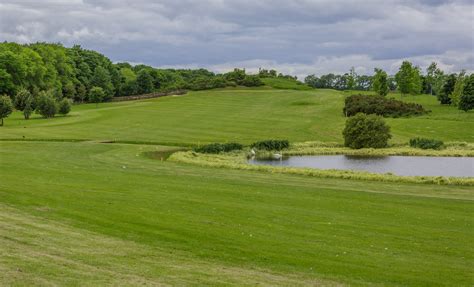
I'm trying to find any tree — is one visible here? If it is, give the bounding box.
[36,92,58,118]
[23,96,33,120]
[425,62,437,95]
[0,69,15,96]
[0,95,13,126]
[395,61,422,96]
[438,73,456,104]
[450,71,466,107]
[58,98,71,115]
[89,86,105,107]
[136,70,154,94]
[14,88,32,111]
[372,68,389,96]
[347,67,357,90]
[91,66,113,99]
[459,74,474,112]
[343,113,391,149]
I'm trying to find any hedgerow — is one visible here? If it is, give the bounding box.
[343,94,427,117]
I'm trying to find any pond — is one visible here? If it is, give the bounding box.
[249,155,474,177]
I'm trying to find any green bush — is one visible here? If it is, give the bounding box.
[36,92,58,118]
[409,138,444,150]
[251,140,290,151]
[58,98,72,115]
[343,94,427,117]
[194,142,243,154]
[343,113,391,149]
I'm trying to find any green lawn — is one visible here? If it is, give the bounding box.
[1,87,472,144]
[1,87,473,286]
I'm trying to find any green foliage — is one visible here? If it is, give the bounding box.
[343,94,427,117]
[23,97,34,120]
[395,61,422,95]
[458,74,474,112]
[241,75,264,87]
[0,69,15,95]
[372,68,389,96]
[438,74,456,104]
[36,92,58,118]
[409,138,444,150]
[450,71,466,107]
[251,140,290,151]
[58,98,72,115]
[136,69,154,94]
[91,66,114,100]
[0,95,13,126]
[14,88,32,111]
[194,142,243,154]
[89,86,105,105]
[343,113,391,149]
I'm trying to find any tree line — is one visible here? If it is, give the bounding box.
[0,42,268,105]
[305,61,473,111]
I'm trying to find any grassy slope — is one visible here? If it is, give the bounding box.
[1,141,473,286]
[1,87,472,144]
[1,87,473,285]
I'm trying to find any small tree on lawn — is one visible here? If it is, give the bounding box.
[0,95,13,126]
[36,92,58,118]
[450,71,466,107]
[343,113,391,149]
[14,88,34,119]
[89,86,105,107]
[23,96,34,120]
[58,98,72,115]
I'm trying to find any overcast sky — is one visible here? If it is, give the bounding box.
[1,0,473,78]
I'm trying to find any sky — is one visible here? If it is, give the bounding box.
[0,0,473,79]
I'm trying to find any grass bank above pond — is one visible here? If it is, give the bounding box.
[169,142,474,186]
[286,141,474,157]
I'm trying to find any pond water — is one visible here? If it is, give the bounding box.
[249,155,474,177]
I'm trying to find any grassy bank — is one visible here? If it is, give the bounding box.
[1,141,473,285]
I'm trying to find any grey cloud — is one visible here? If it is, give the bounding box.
[0,0,472,76]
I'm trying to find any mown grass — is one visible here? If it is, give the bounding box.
[1,87,472,144]
[1,141,473,286]
[1,87,473,285]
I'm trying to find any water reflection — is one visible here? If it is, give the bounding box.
[249,155,474,177]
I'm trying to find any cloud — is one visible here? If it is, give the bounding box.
[0,0,472,76]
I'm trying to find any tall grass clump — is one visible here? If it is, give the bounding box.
[409,138,444,150]
[251,139,290,151]
[194,142,243,154]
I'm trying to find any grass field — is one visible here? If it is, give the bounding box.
[1,87,473,286]
[1,87,473,144]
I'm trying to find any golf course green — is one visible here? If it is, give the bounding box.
[1,87,473,286]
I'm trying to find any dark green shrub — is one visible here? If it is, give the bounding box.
[409,138,444,150]
[251,140,290,151]
[194,142,243,154]
[58,98,71,115]
[343,94,427,117]
[343,113,391,149]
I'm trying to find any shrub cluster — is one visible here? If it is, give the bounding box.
[251,140,290,151]
[409,138,444,150]
[194,142,243,154]
[343,94,427,117]
[343,113,391,149]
